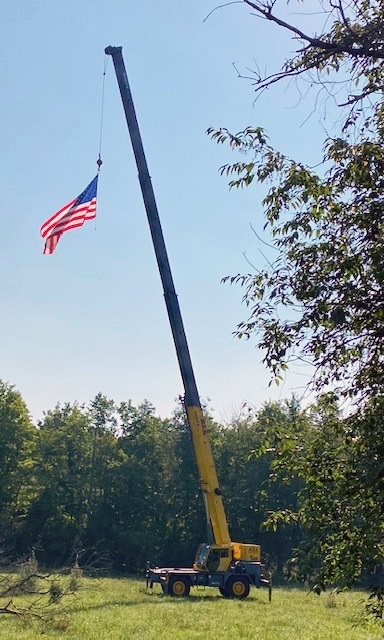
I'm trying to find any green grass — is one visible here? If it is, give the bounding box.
[0,576,382,639]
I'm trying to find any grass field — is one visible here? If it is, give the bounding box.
[0,576,382,639]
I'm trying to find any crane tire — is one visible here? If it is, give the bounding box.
[168,577,190,597]
[224,577,250,599]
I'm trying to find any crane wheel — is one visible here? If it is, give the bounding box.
[224,577,250,599]
[168,577,190,597]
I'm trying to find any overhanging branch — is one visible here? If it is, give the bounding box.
[242,0,384,60]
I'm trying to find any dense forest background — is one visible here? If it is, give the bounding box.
[3,377,380,594]
[0,379,308,578]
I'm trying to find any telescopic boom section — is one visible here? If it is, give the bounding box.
[105,46,230,546]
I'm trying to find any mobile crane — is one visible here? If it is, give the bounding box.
[105,46,271,600]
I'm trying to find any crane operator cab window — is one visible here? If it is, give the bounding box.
[206,548,220,573]
[194,544,210,571]
[194,544,230,573]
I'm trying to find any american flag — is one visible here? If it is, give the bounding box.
[40,175,98,254]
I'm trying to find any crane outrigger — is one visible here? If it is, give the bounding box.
[105,46,271,600]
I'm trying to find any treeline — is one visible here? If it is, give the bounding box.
[0,380,303,575]
[2,379,383,592]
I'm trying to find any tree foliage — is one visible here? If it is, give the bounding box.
[0,381,37,544]
[256,394,384,604]
[2,375,384,624]
[207,0,384,401]
[209,118,384,400]
[0,550,81,623]
[207,0,384,612]
[241,0,384,106]
[0,381,309,580]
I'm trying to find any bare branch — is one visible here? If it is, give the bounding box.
[242,0,384,59]
[249,223,280,252]
[204,1,243,23]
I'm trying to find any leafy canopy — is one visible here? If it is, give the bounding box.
[208,1,384,401]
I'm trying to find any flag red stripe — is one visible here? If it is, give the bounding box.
[40,175,98,254]
[43,234,61,255]
[47,204,96,235]
[50,214,96,236]
[53,215,96,235]
[41,199,97,238]
[40,199,76,236]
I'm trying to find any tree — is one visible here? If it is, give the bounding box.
[208,0,384,610]
[28,403,93,564]
[214,400,304,578]
[257,394,384,602]
[239,1,384,106]
[208,0,384,401]
[158,404,207,565]
[210,120,384,400]
[0,381,37,548]
[113,400,181,570]
[0,550,82,623]
[86,393,122,543]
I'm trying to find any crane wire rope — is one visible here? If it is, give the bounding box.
[97,54,109,172]
[92,54,108,231]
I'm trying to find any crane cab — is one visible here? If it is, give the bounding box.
[193,541,261,573]
[193,543,232,572]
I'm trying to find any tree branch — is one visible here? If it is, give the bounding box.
[242,0,384,59]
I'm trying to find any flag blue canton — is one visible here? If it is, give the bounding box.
[74,175,98,206]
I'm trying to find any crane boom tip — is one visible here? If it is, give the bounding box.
[105,45,122,56]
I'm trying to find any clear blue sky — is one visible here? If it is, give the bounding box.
[1,1,327,423]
